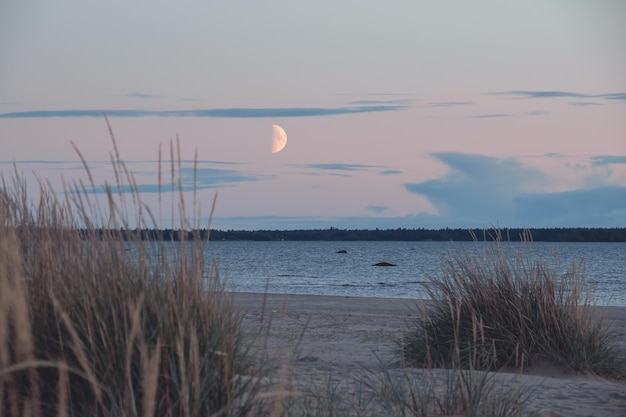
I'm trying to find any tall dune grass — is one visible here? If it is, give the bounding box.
[402,230,626,379]
[0,122,266,416]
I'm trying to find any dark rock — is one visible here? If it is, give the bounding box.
[298,356,320,362]
[336,249,348,254]
[373,261,397,267]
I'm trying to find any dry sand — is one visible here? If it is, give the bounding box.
[232,292,626,417]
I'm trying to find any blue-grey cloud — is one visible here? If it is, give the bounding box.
[472,113,512,118]
[404,153,539,224]
[603,93,626,100]
[296,163,383,178]
[379,169,402,175]
[493,90,626,101]
[526,110,548,116]
[195,160,242,165]
[207,214,441,231]
[431,101,474,107]
[367,205,388,214]
[349,99,410,105]
[591,155,626,166]
[497,91,588,99]
[0,159,243,168]
[123,159,243,166]
[336,92,412,97]
[126,93,161,99]
[569,101,603,106]
[514,187,626,227]
[0,104,408,119]
[102,184,179,194]
[74,165,260,195]
[179,167,259,188]
[0,160,77,164]
[404,152,625,227]
[303,163,377,171]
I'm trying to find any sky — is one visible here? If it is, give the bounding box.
[1,0,625,230]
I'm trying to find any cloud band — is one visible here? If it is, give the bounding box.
[0,105,408,119]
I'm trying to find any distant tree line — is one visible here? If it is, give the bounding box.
[83,227,626,242]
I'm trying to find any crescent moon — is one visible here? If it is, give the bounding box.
[271,124,287,153]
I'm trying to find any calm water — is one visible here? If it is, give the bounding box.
[155,241,626,306]
[193,241,626,307]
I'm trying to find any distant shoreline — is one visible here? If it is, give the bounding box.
[82,227,626,242]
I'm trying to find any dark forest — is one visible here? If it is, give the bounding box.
[87,227,626,242]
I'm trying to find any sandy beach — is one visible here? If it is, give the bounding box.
[232,292,626,417]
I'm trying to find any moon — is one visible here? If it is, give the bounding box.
[271,124,287,153]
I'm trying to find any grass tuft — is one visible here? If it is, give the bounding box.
[402,230,626,379]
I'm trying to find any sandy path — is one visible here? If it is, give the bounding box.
[232,292,626,417]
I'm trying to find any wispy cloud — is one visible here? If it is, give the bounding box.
[126,92,161,99]
[496,91,588,99]
[303,163,401,175]
[493,90,626,101]
[591,156,626,166]
[430,101,474,107]
[472,113,512,118]
[0,159,77,165]
[179,167,260,188]
[367,205,388,214]
[207,214,446,231]
[603,93,626,100]
[302,163,377,171]
[86,166,260,195]
[379,169,402,175]
[98,184,174,194]
[569,101,603,106]
[0,104,408,119]
[6,160,260,195]
[336,92,413,97]
[348,99,411,106]
[526,110,548,116]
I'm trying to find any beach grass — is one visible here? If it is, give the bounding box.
[369,364,533,417]
[0,123,269,416]
[401,230,626,380]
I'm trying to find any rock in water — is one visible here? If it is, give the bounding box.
[373,261,396,267]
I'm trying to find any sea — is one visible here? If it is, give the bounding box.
[158,241,626,307]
